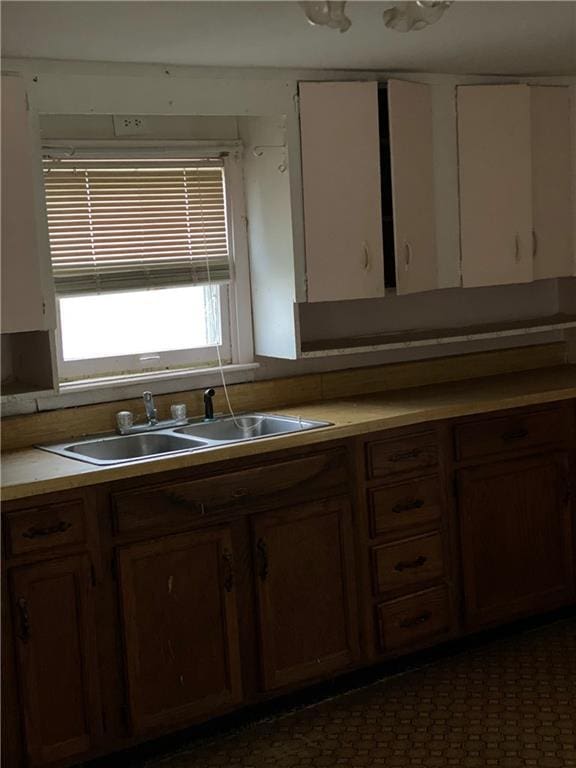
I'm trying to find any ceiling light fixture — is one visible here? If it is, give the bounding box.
[300,1,453,33]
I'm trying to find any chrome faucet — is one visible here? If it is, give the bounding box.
[143,391,158,426]
[115,391,188,435]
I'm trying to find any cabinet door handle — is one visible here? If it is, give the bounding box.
[399,611,431,629]
[392,498,424,514]
[404,241,412,272]
[514,233,521,263]
[22,520,72,539]
[17,598,31,643]
[532,230,538,260]
[501,427,528,442]
[389,448,421,463]
[256,538,268,582]
[394,555,427,572]
[362,241,371,272]
[222,550,235,592]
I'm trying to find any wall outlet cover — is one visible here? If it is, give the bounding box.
[113,115,149,136]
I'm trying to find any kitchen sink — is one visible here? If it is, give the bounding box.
[175,414,330,443]
[40,432,209,466]
[38,413,332,466]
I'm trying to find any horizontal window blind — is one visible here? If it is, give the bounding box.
[42,157,231,295]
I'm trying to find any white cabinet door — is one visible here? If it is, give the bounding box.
[531,86,574,281]
[457,85,534,288]
[388,79,437,295]
[1,75,51,333]
[299,82,385,303]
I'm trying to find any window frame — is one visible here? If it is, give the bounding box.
[42,144,254,385]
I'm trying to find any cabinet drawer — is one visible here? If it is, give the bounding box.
[369,477,442,537]
[454,407,566,462]
[5,500,86,557]
[377,586,451,652]
[366,433,438,481]
[372,532,444,595]
[113,449,349,535]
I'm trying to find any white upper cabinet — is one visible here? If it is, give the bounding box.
[530,86,574,281]
[457,84,534,288]
[1,74,54,333]
[457,83,574,289]
[299,81,385,303]
[388,79,438,295]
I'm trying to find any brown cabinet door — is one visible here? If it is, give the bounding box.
[117,527,243,735]
[253,497,360,691]
[459,453,575,630]
[10,555,101,767]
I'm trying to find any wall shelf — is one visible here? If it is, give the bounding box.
[300,314,576,359]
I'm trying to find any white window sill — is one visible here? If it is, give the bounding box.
[1,363,260,416]
[58,363,260,394]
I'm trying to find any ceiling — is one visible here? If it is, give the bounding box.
[2,1,576,75]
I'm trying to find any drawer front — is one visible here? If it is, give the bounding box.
[366,433,438,481]
[455,407,566,462]
[113,449,349,535]
[369,477,443,537]
[372,532,444,595]
[5,500,86,556]
[377,586,451,652]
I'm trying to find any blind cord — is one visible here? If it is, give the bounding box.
[203,220,263,433]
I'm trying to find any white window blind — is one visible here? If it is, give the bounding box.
[42,157,231,295]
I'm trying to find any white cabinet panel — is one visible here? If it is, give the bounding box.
[388,79,438,295]
[299,82,384,303]
[1,75,51,333]
[457,85,534,288]
[531,86,574,281]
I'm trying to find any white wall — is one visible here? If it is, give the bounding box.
[41,114,240,140]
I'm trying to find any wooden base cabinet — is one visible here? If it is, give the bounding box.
[117,527,243,735]
[9,555,101,768]
[458,452,575,630]
[252,497,360,691]
[2,413,575,768]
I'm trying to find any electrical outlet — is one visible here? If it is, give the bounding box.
[112,115,149,136]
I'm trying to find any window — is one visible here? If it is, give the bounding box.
[42,152,251,382]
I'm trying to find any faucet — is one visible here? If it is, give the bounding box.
[204,388,216,421]
[143,391,158,426]
[115,391,189,435]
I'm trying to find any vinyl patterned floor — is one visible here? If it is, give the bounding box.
[147,619,576,768]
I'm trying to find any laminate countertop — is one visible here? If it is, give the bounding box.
[2,365,576,503]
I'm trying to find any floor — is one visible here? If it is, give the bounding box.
[144,619,576,768]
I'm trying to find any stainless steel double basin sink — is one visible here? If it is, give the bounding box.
[39,414,332,466]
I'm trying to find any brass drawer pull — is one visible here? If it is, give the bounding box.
[389,448,422,463]
[399,611,431,629]
[232,487,249,499]
[394,555,427,572]
[222,550,235,593]
[22,520,72,539]
[164,492,206,515]
[501,427,529,442]
[256,538,268,582]
[392,498,424,514]
[17,598,31,642]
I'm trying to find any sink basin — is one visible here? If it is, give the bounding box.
[38,413,332,465]
[40,432,208,466]
[175,413,331,443]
